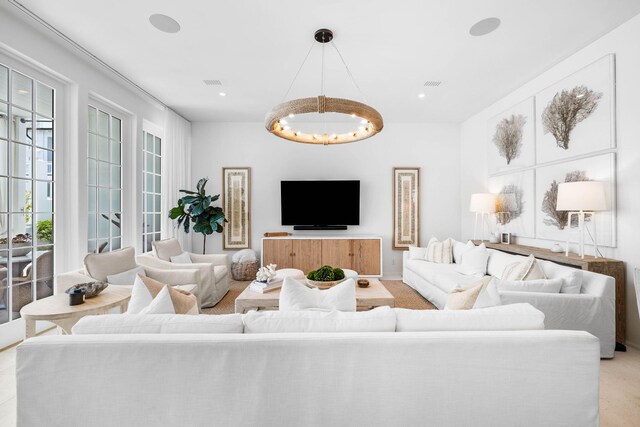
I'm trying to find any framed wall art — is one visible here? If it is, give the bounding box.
[535,54,615,164]
[487,97,536,175]
[222,167,251,250]
[393,167,420,250]
[488,169,535,238]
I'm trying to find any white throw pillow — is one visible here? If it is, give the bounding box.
[456,243,489,276]
[408,246,428,260]
[445,276,501,310]
[425,237,453,264]
[279,277,356,312]
[394,303,545,332]
[127,276,155,314]
[560,270,583,294]
[72,314,244,334]
[472,278,502,308]
[452,240,475,264]
[106,265,147,286]
[139,285,175,315]
[170,252,192,264]
[493,277,563,294]
[243,306,395,333]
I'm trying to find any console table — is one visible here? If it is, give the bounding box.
[262,236,383,277]
[475,240,626,350]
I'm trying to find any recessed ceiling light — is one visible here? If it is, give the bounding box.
[469,17,501,37]
[418,93,426,99]
[149,14,181,33]
[218,92,227,97]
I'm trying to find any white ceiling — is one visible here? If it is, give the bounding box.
[16,0,640,123]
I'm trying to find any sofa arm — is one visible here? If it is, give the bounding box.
[55,270,94,295]
[580,273,615,299]
[190,253,228,266]
[144,266,200,286]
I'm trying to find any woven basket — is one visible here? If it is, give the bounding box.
[231,261,259,281]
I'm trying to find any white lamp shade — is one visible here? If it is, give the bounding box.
[469,193,497,213]
[556,181,607,211]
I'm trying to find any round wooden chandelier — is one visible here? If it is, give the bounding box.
[265,29,384,145]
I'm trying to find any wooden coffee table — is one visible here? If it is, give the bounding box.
[19,286,131,339]
[235,278,394,313]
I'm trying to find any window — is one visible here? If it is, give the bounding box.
[141,131,161,252]
[87,105,121,253]
[0,64,55,325]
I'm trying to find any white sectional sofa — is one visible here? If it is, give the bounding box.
[16,308,600,427]
[402,244,616,358]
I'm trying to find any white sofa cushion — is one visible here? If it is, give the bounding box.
[394,303,545,332]
[408,246,428,260]
[560,270,583,294]
[456,243,489,276]
[170,252,192,264]
[486,249,525,278]
[243,306,395,333]
[493,277,563,293]
[83,247,138,282]
[106,265,146,286]
[452,240,475,264]
[72,314,244,334]
[425,237,453,264]
[404,260,480,294]
[279,277,356,312]
[152,238,183,261]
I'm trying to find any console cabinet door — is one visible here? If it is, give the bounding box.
[321,240,352,269]
[352,239,381,275]
[262,239,293,269]
[292,239,322,274]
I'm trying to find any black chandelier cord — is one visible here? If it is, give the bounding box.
[330,40,368,103]
[280,39,316,103]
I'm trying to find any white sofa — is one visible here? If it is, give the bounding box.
[17,308,600,427]
[402,245,616,358]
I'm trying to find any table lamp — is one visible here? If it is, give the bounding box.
[556,181,607,258]
[469,193,497,241]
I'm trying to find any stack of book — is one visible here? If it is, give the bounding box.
[249,278,283,293]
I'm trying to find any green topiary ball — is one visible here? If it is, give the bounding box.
[315,265,335,281]
[332,268,345,280]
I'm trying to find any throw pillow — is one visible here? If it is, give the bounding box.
[127,275,198,315]
[170,252,192,264]
[493,277,563,293]
[452,240,475,264]
[445,276,500,310]
[279,277,356,312]
[560,270,583,294]
[456,243,489,276]
[408,246,428,260]
[152,238,183,261]
[425,237,453,264]
[106,265,146,285]
[502,255,547,281]
[83,247,137,282]
[139,285,175,315]
[243,306,395,333]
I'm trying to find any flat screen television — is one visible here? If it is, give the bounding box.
[281,180,360,230]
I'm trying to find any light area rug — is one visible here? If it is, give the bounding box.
[201,280,435,315]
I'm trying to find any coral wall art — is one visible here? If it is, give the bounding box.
[535,153,615,247]
[536,54,615,164]
[487,97,535,175]
[488,170,535,238]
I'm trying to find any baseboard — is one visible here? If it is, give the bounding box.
[382,273,402,281]
[625,340,639,351]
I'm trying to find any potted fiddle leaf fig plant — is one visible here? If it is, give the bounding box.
[168,177,227,254]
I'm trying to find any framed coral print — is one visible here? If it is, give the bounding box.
[222,167,251,249]
[393,167,420,250]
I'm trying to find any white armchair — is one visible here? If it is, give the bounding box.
[136,238,229,308]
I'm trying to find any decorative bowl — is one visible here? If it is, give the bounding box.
[357,279,370,288]
[65,282,109,298]
[306,278,346,289]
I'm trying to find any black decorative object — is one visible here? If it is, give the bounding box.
[68,288,86,306]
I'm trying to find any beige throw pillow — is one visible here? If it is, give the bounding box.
[445,276,493,310]
[84,247,138,282]
[502,255,547,281]
[135,275,199,314]
[425,237,453,264]
[152,238,184,261]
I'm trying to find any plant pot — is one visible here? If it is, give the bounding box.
[306,278,346,289]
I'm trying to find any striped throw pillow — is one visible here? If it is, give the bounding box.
[425,237,453,264]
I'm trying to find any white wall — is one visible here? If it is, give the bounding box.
[191,122,461,277]
[460,14,640,347]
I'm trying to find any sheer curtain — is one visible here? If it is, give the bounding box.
[161,108,192,251]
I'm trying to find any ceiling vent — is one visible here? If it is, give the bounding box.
[203,79,222,86]
[423,81,442,87]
